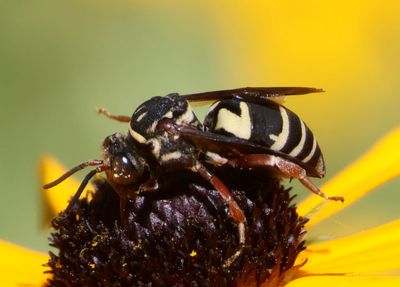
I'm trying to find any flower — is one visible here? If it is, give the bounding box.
[1,127,399,286]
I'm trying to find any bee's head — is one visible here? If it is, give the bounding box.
[42,132,148,213]
[102,133,148,186]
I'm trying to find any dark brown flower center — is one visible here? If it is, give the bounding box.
[46,167,307,287]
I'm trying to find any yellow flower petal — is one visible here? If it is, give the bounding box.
[40,156,94,220]
[296,219,400,275]
[286,275,400,287]
[298,127,400,228]
[0,240,48,286]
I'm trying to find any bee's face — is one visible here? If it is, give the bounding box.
[102,133,147,186]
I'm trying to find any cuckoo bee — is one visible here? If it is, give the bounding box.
[44,87,344,267]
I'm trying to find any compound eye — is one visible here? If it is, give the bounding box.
[111,155,142,185]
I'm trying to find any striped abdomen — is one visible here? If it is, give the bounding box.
[203,99,325,177]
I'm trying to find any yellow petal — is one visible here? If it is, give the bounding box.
[286,275,400,287]
[40,156,94,220]
[296,219,400,275]
[298,127,400,228]
[0,240,48,286]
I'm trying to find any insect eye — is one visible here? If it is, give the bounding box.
[111,155,143,185]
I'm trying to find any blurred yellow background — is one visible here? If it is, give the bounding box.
[0,1,399,251]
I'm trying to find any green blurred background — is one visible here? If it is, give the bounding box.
[0,1,399,252]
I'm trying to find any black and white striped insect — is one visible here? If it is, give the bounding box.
[44,87,344,267]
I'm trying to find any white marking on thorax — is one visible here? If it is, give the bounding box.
[160,151,182,162]
[176,105,195,125]
[269,106,289,151]
[136,111,147,122]
[289,120,306,157]
[302,137,317,163]
[148,138,161,159]
[135,105,145,114]
[148,120,159,134]
[129,126,147,144]
[146,110,174,134]
[214,102,251,140]
[163,110,173,119]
